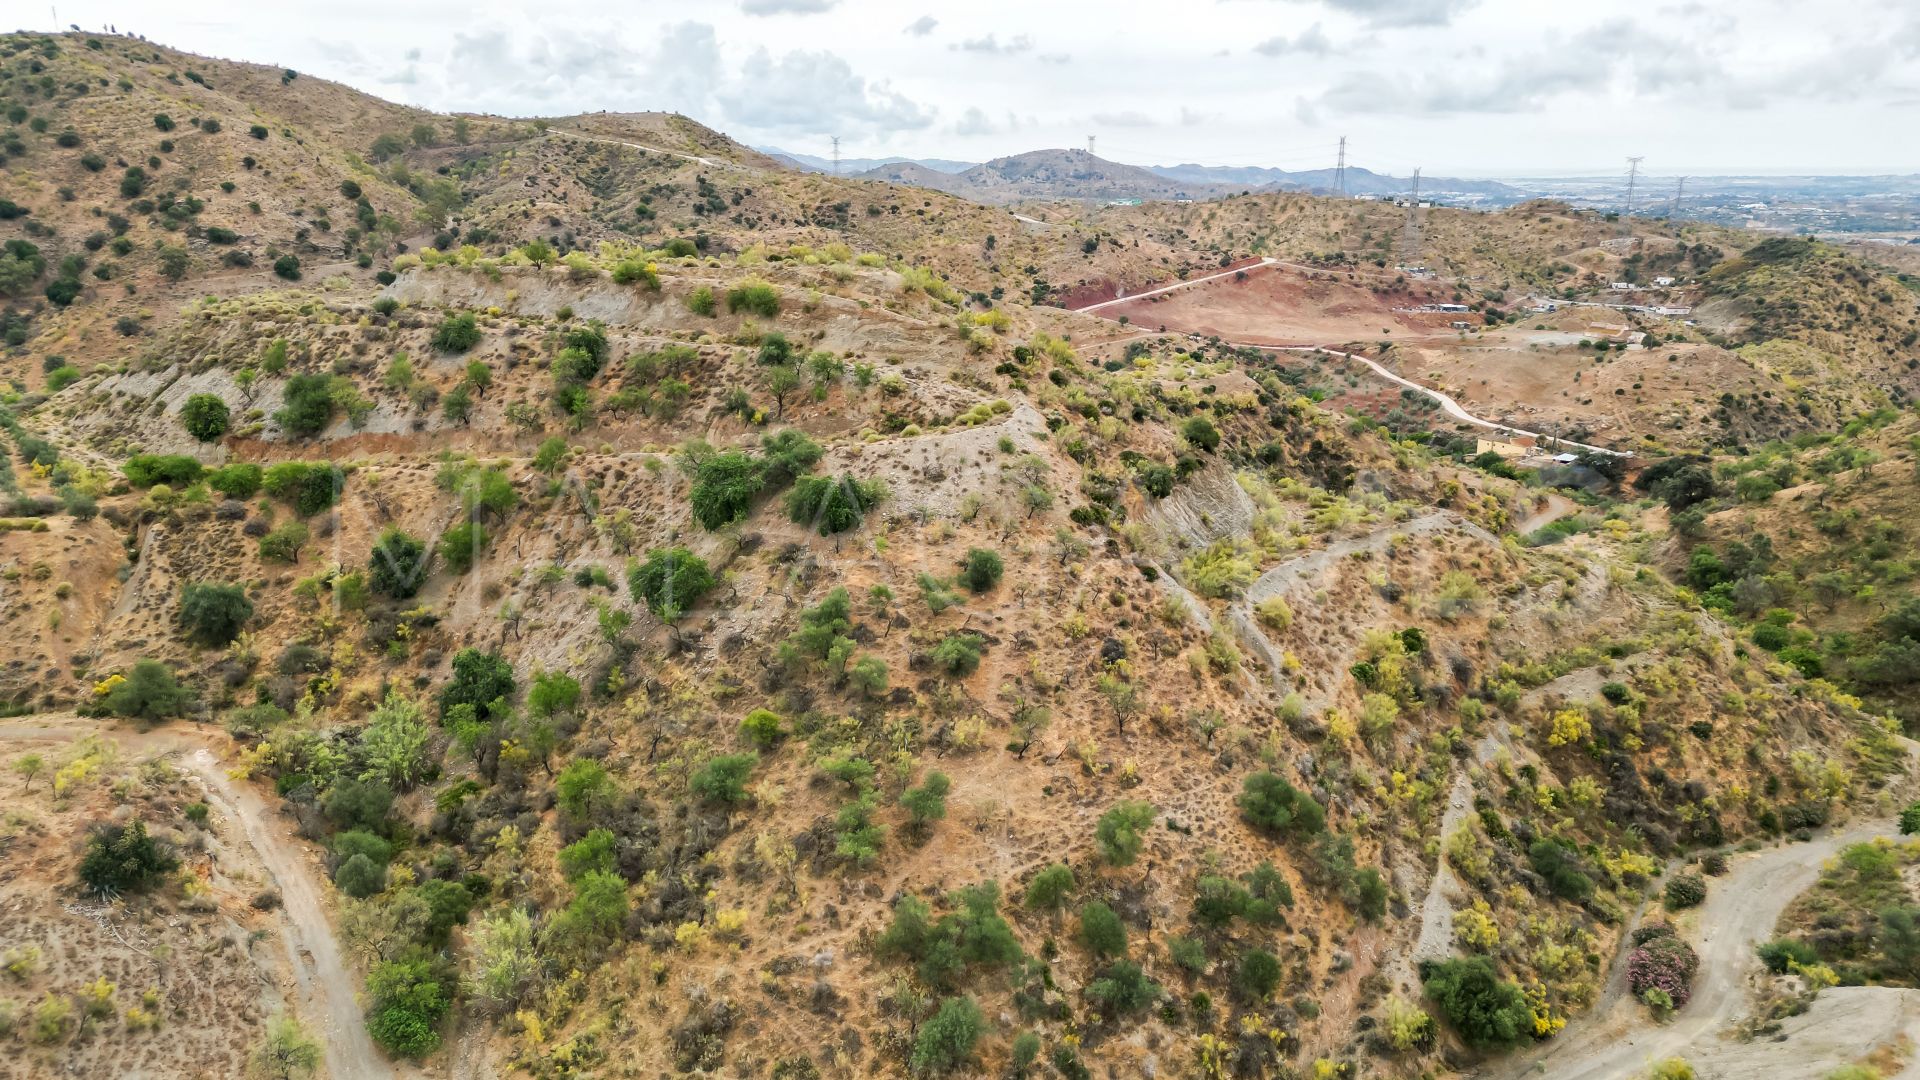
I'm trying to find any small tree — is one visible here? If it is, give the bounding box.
[740,708,785,749]
[1237,771,1326,837]
[78,820,177,898]
[177,581,252,646]
[432,312,481,353]
[690,753,758,805]
[364,956,450,1057]
[180,393,230,441]
[1182,415,1221,452]
[628,546,714,624]
[959,548,1004,593]
[1095,801,1156,867]
[689,452,765,530]
[930,633,984,677]
[910,996,982,1074]
[1234,947,1281,1001]
[104,660,190,722]
[555,759,613,820]
[250,1015,322,1080]
[1422,956,1533,1048]
[369,527,430,599]
[1077,901,1127,959]
[1024,864,1076,910]
[901,771,951,833]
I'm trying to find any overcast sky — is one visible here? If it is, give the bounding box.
[33,0,1920,176]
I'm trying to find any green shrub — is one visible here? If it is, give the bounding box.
[929,633,983,677]
[1095,801,1155,866]
[959,548,1003,592]
[1237,771,1326,836]
[1422,956,1532,1048]
[1182,416,1221,451]
[740,708,784,749]
[557,828,618,881]
[910,996,982,1074]
[179,394,231,441]
[689,451,765,530]
[555,759,613,820]
[364,956,450,1057]
[438,648,514,722]
[901,772,951,829]
[1757,937,1819,974]
[104,660,190,721]
[432,312,481,353]
[334,853,386,898]
[437,519,487,574]
[1086,959,1159,1015]
[1528,838,1595,901]
[686,286,716,316]
[123,453,202,488]
[274,374,337,436]
[1077,901,1127,958]
[627,547,714,623]
[177,581,252,646]
[725,281,780,317]
[690,753,758,805]
[1024,864,1075,910]
[1665,871,1707,910]
[1234,947,1281,1001]
[262,462,344,515]
[78,820,177,899]
[272,255,301,281]
[786,473,884,535]
[207,462,262,498]
[257,521,308,562]
[369,527,429,598]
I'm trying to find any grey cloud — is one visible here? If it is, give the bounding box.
[954,106,996,135]
[954,33,1033,55]
[1253,23,1332,56]
[1315,0,1478,27]
[904,15,938,36]
[740,0,838,14]
[718,48,935,136]
[1091,110,1156,127]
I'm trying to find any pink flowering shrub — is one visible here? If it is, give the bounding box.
[1627,929,1699,1009]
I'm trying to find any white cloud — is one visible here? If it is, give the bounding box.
[718,48,935,136]
[1091,110,1156,127]
[904,15,938,36]
[954,33,1033,55]
[954,106,996,135]
[739,0,838,15]
[1253,23,1332,56]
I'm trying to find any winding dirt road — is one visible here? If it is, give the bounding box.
[1480,818,1897,1080]
[1067,264,1625,457]
[0,718,395,1080]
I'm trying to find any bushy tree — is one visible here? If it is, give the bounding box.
[1095,801,1155,866]
[334,852,386,898]
[689,451,764,530]
[786,474,884,535]
[1422,956,1532,1048]
[690,753,757,805]
[1237,771,1325,837]
[628,547,714,623]
[959,548,1003,593]
[358,691,433,791]
[78,820,177,899]
[1086,959,1159,1015]
[364,956,450,1057]
[180,393,230,441]
[1234,947,1281,1001]
[1182,415,1221,452]
[901,771,951,831]
[1077,901,1127,959]
[555,759,613,820]
[557,828,618,881]
[929,633,983,677]
[438,648,514,722]
[104,660,191,721]
[177,581,252,646]
[1024,863,1076,910]
[369,528,429,599]
[275,374,337,436]
[432,312,481,353]
[740,708,784,749]
[911,996,982,1074]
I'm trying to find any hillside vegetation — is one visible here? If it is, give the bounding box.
[0,29,1916,1080]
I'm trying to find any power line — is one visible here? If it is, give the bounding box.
[1334,135,1347,197]
[1623,155,1644,232]
[1668,175,1687,217]
[1399,167,1423,264]
[1087,134,1096,158]
[830,136,840,176]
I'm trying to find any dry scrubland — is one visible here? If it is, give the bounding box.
[0,28,1918,1080]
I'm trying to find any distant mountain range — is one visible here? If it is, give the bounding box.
[759,145,1524,204]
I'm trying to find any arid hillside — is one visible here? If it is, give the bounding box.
[1,29,1917,1080]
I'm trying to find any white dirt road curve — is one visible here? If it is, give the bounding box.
[0,718,396,1080]
[1479,817,1897,1080]
[1067,263,1625,457]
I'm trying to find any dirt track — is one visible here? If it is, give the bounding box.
[0,718,396,1080]
[1478,818,1898,1080]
